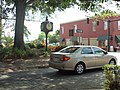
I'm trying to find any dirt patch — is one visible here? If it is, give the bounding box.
[0,55,50,73]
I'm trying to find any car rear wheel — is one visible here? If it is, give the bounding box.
[74,63,85,75]
[109,59,116,65]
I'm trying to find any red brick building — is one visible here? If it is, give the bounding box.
[60,16,120,51]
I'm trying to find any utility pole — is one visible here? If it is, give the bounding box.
[107,20,110,52]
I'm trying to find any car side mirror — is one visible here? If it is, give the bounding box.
[104,51,108,54]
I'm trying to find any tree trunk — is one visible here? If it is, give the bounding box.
[0,0,2,40]
[14,0,26,49]
[0,19,2,40]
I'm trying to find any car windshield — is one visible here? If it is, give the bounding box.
[59,47,80,53]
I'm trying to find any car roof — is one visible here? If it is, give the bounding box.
[66,45,98,48]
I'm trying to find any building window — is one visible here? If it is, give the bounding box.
[104,21,108,30]
[118,21,120,30]
[61,27,64,34]
[74,24,77,33]
[69,29,74,36]
[92,21,96,31]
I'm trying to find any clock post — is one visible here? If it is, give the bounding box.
[41,16,53,51]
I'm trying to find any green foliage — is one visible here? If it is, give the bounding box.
[92,10,119,20]
[55,30,60,35]
[48,30,60,44]
[0,47,13,59]
[43,51,49,57]
[77,0,108,12]
[49,34,59,44]
[38,31,60,45]
[13,48,35,59]
[11,24,31,40]
[0,47,47,60]
[36,43,45,49]
[0,21,2,40]
[0,47,34,59]
[103,65,120,90]
[38,32,45,43]
[24,25,31,40]
[25,42,36,48]
[2,36,14,47]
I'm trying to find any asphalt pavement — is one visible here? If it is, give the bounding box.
[0,68,105,90]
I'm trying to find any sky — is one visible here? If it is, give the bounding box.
[24,7,95,41]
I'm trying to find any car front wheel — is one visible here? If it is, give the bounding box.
[109,59,116,65]
[74,63,85,75]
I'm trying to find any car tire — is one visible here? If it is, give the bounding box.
[74,63,85,75]
[109,59,116,65]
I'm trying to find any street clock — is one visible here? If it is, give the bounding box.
[46,22,53,30]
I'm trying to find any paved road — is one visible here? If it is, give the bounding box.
[0,68,105,90]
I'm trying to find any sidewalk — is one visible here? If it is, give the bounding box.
[0,56,50,73]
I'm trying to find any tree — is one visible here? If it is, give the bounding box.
[38,32,45,44]
[92,9,120,20]
[49,30,60,44]
[0,20,2,40]
[49,34,59,44]
[55,30,60,35]
[3,0,120,50]
[0,1,2,41]
[3,0,79,50]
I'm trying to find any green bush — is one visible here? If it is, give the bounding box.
[25,42,36,48]
[13,48,34,58]
[0,47,13,59]
[0,47,45,60]
[103,65,120,90]
[36,43,45,49]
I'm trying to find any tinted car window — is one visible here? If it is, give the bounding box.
[60,47,80,53]
[81,47,93,54]
[93,47,104,54]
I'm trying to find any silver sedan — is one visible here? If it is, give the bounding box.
[49,45,117,74]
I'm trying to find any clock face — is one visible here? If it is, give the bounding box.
[46,22,52,30]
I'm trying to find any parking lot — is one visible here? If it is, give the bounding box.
[0,52,119,90]
[0,68,105,90]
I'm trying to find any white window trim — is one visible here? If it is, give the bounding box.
[104,21,108,30]
[61,27,64,34]
[118,21,120,30]
[74,24,77,33]
[92,21,96,31]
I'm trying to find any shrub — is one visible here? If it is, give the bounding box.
[25,42,36,48]
[36,43,45,49]
[0,47,13,59]
[103,65,120,90]
[13,48,34,59]
[0,47,45,60]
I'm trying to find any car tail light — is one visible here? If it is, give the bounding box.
[62,55,70,61]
